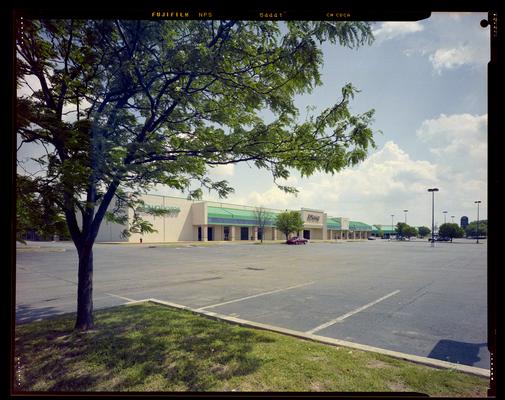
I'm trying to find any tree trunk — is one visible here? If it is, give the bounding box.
[75,244,94,330]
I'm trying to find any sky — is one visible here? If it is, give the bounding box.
[155,12,490,227]
[17,13,490,228]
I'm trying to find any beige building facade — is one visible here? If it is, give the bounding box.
[94,194,373,243]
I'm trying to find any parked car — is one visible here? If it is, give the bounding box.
[429,236,452,242]
[286,237,308,245]
[368,236,376,240]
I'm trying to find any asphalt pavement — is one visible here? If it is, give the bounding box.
[15,238,489,369]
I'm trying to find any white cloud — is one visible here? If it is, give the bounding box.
[396,14,490,74]
[209,164,235,177]
[154,132,486,226]
[414,113,487,221]
[416,113,487,164]
[372,21,424,42]
[230,176,313,210]
[17,74,42,97]
[447,12,473,20]
[224,141,440,224]
[318,141,439,205]
[226,128,486,225]
[428,44,485,73]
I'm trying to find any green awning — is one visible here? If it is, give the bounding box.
[349,221,374,231]
[327,218,342,230]
[207,207,235,218]
[207,206,278,226]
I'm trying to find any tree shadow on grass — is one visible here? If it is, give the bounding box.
[15,303,275,392]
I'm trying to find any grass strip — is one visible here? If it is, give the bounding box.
[14,303,488,395]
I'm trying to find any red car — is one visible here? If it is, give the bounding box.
[286,237,308,245]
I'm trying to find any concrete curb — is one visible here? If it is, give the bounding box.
[129,298,490,378]
[16,247,66,253]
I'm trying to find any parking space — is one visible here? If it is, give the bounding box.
[16,239,489,369]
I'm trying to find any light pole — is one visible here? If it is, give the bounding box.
[428,188,439,246]
[475,201,482,243]
[443,211,448,224]
[403,210,408,224]
[391,214,394,240]
[451,215,455,223]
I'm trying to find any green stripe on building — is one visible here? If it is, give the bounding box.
[349,221,374,231]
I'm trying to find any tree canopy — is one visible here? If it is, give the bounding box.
[16,174,70,242]
[417,226,431,238]
[403,225,418,239]
[438,223,465,239]
[275,211,304,241]
[16,19,378,329]
[465,220,487,238]
[395,222,417,239]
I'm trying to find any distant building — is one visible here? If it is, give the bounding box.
[460,216,469,229]
[87,194,374,243]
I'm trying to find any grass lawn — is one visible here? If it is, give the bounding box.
[14,303,488,395]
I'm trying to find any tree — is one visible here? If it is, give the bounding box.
[465,220,487,238]
[275,211,304,241]
[418,226,431,238]
[16,174,70,243]
[16,20,377,330]
[395,222,407,238]
[439,223,465,240]
[254,207,274,243]
[395,222,417,240]
[403,225,418,239]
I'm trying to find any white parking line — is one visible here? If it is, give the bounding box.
[196,281,315,311]
[306,290,401,334]
[105,293,137,302]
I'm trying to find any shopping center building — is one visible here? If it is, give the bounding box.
[95,193,374,243]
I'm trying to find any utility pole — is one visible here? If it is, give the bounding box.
[475,201,482,243]
[428,188,439,247]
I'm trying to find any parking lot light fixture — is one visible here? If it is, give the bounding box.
[443,211,448,224]
[403,210,408,224]
[451,215,455,223]
[428,188,439,247]
[475,201,482,243]
[391,214,394,239]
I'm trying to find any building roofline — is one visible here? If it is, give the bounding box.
[139,191,373,227]
[206,201,284,213]
[301,207,325,213]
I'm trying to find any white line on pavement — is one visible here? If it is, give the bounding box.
[146,297,489,377]
[105,293,137,302]
[196,281,315,311]
[306,290,401,334]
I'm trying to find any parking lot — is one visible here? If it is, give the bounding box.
[16,239,489,369]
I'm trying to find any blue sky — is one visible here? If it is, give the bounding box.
[18,13,489,228]
[156,12,489,227]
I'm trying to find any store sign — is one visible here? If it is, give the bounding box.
[307,214,320,223]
